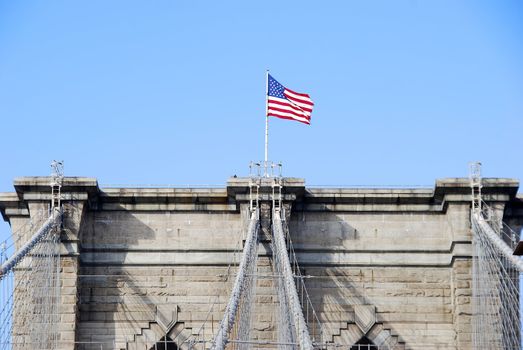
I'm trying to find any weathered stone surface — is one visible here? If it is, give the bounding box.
[0,176,521,350]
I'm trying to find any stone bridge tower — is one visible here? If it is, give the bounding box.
[0,176,521,349]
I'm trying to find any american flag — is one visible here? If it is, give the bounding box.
[267,74,314,125]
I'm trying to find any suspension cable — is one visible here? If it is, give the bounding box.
[211,209,259,350]
[272,210,314,350]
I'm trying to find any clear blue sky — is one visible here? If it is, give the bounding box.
[0,1,522,190]
[2,0,523,334]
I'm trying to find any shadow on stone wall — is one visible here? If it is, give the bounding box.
[80,205,157,250]
[78,205,175,349]
[288,211,405,348]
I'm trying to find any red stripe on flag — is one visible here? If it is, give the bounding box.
[268,98,312,115]
[285,88,311,98]
[285,96,314,109]
[283,93,313,111]
[284,89,314,104]
[267,106,310,119]
[267,105,311,123]
[285,94,313,105]
[268,112,310,125]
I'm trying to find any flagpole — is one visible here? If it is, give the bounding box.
[264,69,269,177]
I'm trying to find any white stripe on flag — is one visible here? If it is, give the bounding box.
[268,97,311,115]
[268,100,311,117]
[284,90,314,105]
[284,94,313,111]
[268,110,310,124]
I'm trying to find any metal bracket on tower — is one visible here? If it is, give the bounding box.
[50,160,64,210]
[469,162,485,218]
[272,166,283,215]
[261,160,283,178]
[270,162,283,178]
[249,180,260,215]
[249,162,261,178]
[249,162,261,215]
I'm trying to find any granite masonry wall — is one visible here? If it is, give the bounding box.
[1,176,521,350]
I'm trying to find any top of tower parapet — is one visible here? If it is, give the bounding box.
[0,176,520,223]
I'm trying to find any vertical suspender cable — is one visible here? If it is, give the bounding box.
[211,210,259,350]
[272,211,313,350]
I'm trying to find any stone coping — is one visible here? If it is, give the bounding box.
[0,176,520,221]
